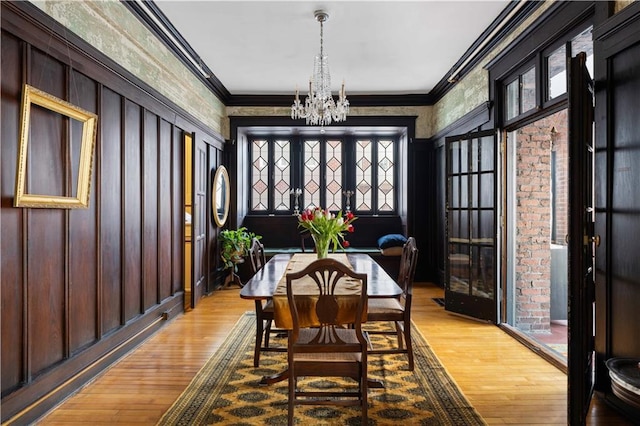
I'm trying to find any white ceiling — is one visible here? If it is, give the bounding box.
[154,0,510,96]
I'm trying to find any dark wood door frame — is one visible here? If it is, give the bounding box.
[567,51,595,426]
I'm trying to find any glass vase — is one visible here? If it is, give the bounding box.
[312,233,330,259]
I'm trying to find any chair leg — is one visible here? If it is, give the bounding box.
[395,321,405,350]
[254,301,264,367]
[288,365,295,426]
[361,362,368,424]
[403,320,414,371]
[264,319,273,347]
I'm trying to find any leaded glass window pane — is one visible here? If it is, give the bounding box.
[377,139,395,211]
[273,139,291,210]
[325,139,342,211]
[355,139,372,211]
[546,45,567,100]
[303,139,321,209]
[251,139,269,210]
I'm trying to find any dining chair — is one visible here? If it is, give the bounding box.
[248,238,285,367]
[285,258,369,426]
[299,230,313,252]
[366,236,418,370]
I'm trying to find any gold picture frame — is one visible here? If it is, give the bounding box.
[14,84,98,208]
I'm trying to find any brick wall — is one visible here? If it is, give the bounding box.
[551,111,569,245]
[515,119,551,332]
[514,110,568,332]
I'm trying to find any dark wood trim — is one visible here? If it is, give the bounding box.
[122,0,230,103]
[1,296,182,425]
[593,1,640,59]
[229,115,418,133]
[430,1,542,103]
[96,83,103,340]
[487,1,594,131]
[592,4,640,417]
[1,4,225,421]
[487,1,594,81]
[226,93,432,107]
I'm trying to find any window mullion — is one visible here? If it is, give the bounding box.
[292,136,301,208]
[344,136,354,211]
[320,137,326,208]
[268,137,274,213]
[372,137,378,215]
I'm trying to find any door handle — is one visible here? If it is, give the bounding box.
[583,234,601,247]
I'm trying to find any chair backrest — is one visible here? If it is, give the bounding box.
[285,258,368,345]
[248,238,266,274]
[397,237,418,299]
[300,230,313,252]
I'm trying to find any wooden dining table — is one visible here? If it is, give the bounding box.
[240,252,402,387]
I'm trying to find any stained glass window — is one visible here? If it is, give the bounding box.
[303,140,321,209]
[378,139,395,211]
[355,139,372,211]
[325,140,342,211]
[273,140,290,210]
[251,139,269,210]
[250,135,397,214]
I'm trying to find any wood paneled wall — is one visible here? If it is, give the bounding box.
[593,4,640,418]
[1,3,224,423]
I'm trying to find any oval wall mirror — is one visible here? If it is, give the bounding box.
[212,165,230,227]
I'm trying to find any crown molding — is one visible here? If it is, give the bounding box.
[226,93,432,107]
[429,0,542,104]
[127,0,540,108]
[123,0,231,103]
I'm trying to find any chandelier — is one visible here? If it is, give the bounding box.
[291,10,349,126]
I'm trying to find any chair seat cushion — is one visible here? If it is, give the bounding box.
[263,299,274,313]
[367,298,404,315]
[380,246,403,256]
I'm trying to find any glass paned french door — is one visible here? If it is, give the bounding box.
[445,129,497,322]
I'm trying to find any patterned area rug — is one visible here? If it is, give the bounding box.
[158,312,485,425]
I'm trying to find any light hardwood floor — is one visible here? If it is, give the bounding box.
[37,283,633,425]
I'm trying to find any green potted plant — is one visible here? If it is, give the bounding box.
[219,227,261,287]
